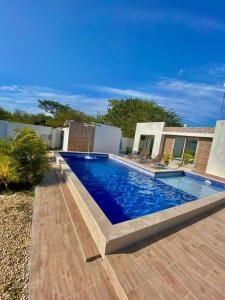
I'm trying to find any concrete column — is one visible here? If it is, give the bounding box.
[206,120,225,178]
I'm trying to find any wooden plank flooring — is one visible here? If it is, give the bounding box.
[59,174,101,262]
[29,166,118,300]
[106,206,225,299]
[29,164,225,299]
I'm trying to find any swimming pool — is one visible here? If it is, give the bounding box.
[61,153,225,224]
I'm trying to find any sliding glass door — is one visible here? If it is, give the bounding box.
[172,138,198,165]
[139,135,154,156]
[173,138,185,160]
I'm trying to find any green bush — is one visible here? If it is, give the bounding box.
[183,153,194,165]
[11,128,49,186]
[0,155,18,190]
[0,128,49,190]
[163,153,172,164]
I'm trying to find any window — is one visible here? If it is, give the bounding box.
[139,135,154,156]
[172,138,198,165]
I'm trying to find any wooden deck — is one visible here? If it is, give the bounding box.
[105,206,225,299]
[29,165,225,299]
[29,166,118,299]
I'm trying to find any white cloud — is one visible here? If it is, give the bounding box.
[0,85,107,115]
[82,84,164,100]
[0,79,224,126]
[82,80,225,126]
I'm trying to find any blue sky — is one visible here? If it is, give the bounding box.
[0,0,225,126]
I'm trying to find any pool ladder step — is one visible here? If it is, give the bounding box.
[57,169,101,262]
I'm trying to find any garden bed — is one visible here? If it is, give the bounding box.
[0,192,33,300]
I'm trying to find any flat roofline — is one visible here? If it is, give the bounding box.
[162,131,214,138]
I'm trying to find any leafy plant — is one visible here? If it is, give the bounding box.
[126,146,132,154]
[11,128,49,186]
[163,153,172,164]
[0,155,18,190]
[183,153,194,165]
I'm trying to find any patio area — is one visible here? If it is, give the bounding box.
[29,164,225,299]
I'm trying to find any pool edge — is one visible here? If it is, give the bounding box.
[55,151,225,256]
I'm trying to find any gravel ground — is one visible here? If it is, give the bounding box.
[0,193,33,300]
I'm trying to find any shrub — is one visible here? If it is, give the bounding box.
[0,155,18,190]
[163,153,172,164]
[0,139,12,155]
[11,128,49,186]
[126,146,132,154]
[183,153,194,165]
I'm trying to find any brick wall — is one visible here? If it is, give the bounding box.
[162,136,174,156]
[67,121,95,152]
[164,127,214,134]
[194,138,212,173]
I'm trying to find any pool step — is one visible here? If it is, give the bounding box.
[57,170,101,262]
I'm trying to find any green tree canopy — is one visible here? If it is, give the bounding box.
[38,100,69,117]
[0,106,12,120]
[0,98,183,134]
[99,98,182,137]
[38,99,97,127]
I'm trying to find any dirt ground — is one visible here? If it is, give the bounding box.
[0,193,33,300]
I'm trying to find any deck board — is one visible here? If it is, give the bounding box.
[30,164,225,299]
[105,205,225,299]
[29,166,118,300]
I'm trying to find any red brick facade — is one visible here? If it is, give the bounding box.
[162,136,174,156]
[67,121,96,152]
[194,138,212,172]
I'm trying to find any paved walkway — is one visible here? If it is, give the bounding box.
[29,165,225,299]
[29,167,118,299]
[106,205,225,299]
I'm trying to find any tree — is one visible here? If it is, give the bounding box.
[38,100,69,117]
[99,98,182,137]
[11,109,49,126]
[0,106,12,120]
[38,99,97,127]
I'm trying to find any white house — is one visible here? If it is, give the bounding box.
[132,120,225,178]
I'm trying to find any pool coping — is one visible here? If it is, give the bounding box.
[55,151,225,256]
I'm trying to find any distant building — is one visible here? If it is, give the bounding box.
[133,121,225,178]
[62,121,123,154]
[0,120,62,149]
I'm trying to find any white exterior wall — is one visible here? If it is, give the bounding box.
[206,121,225,178]
[0,120,7,139]
[0,120,62,149]
[51,127,62,149]
[120,137,134,153]
[62,127,69,151]
[133,122,165,157]
[93,124,122,154]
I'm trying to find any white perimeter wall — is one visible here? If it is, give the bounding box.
[120,137,134,153]
[93,124,122,154]
[206,120,225,178]
[62,127,69,151]
[133,122,165,157]
[0,120,62,149]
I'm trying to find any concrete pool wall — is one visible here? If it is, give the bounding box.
[56,152,225,256]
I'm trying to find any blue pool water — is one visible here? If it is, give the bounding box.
[61,153,225,224]
[158,175,223,198]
